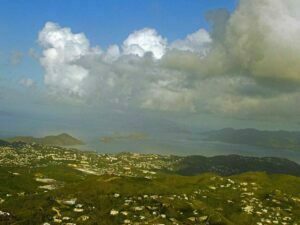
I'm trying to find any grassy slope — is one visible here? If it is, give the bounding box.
[0,165,300,224]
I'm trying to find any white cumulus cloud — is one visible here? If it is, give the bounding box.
[122,28,167,59]
[38,22,98,97]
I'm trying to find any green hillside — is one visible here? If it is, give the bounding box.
[0,143,300,224]
[0,165,300,225]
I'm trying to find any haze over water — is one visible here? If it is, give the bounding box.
[73,132,300,164]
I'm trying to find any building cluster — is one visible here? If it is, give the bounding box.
[0,144,178,179]
[70,152,178,179]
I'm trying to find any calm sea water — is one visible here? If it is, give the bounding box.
[70,134,300,164]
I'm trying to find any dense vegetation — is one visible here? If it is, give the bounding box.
[175,155,300,176]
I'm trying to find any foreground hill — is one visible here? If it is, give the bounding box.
[5,133,84,146]
[0,143,300,224]
[203,128,300,151]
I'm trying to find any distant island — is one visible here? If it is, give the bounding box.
[5,133,84,146]
[100,132,147,143]
[203,128,300,151]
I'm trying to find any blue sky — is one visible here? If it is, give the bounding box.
[0,0,237,86]
[0,0,237,49]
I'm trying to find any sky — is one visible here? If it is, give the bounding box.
[1,0,300,144]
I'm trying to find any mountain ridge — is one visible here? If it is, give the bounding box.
[5,133,84,146]
[202,128,300,151]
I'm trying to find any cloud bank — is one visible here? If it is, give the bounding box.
[38,0,300,121]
